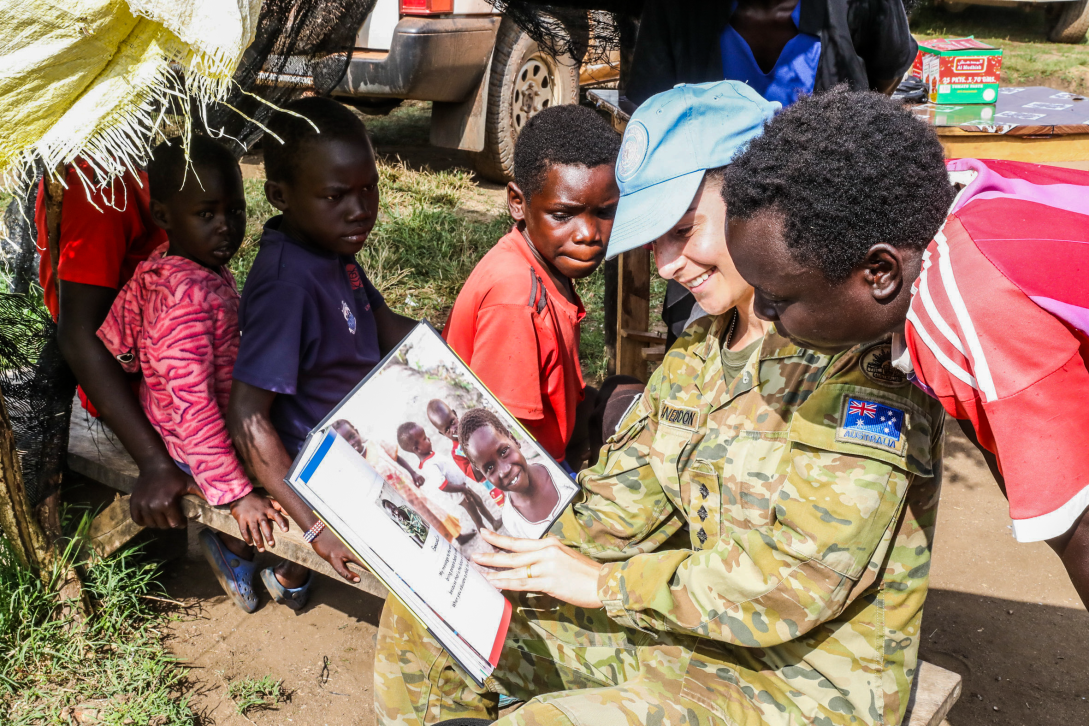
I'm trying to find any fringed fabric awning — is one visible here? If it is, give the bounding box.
[0,0,262,196]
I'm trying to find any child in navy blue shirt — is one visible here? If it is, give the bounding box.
[227,97,416,609]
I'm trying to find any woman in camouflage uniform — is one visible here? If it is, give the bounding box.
[373,82,949,726]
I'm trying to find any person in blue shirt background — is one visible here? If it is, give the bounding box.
[626,0,917,343]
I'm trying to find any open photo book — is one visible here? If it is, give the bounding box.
[285,322,579,684]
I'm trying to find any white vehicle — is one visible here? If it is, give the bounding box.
[267,0,616,182]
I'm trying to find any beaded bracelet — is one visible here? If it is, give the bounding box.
[303,520,326,544]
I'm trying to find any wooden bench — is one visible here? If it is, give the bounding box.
[67,413,387,599]
[67,411,959,725]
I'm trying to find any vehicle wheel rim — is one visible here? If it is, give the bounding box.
[511,53,558,137]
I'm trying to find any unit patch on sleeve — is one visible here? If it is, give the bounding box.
[835,396,906,454]
[859,343,908,387]
[659,401,700,432]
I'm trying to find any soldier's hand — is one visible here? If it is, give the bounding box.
[472,530,603,609]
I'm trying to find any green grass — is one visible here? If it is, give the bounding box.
[0,533,194,724]
[912,3,1089,94]
[362,101,432,147]
[227,674,286,715]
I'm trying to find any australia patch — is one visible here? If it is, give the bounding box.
[859,343,908,387]
[835,396,906,454]
[659,401,699,431]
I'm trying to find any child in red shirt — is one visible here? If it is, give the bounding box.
[443,105,620,469]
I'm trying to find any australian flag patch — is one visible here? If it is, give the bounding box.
[836,396,905,453]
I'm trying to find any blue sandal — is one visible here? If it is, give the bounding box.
[197,528,259,613]
[260,567,313,611]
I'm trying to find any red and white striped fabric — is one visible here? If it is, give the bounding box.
[903,159,1089,543]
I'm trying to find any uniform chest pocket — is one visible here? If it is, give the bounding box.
[720,430,790,530]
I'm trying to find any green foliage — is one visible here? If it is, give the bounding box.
[361,160,510,326]
[0,534,194,724]
[229,178,278,290]
[912,4,1089,93]
[227,674,286,715]
[363,101,432,147]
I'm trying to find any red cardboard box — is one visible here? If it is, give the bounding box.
[918,38,1003,104]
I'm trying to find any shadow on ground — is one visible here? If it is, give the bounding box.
[920,590,1089,724]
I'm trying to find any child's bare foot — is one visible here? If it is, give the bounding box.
[220,533,255,560]
[261,562,313,611]
[275,560,310,589]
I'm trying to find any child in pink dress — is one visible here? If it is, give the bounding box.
[98,136,285,613]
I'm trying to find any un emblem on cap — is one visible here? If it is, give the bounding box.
[617,121,649,182]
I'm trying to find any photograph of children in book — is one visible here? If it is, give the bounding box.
[325,324,578,570]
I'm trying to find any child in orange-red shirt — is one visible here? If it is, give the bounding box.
[443,105,620,471]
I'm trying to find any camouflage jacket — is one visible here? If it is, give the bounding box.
[552,315,945,724]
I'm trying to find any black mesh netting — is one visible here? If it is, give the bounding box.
[482,0,639,65]
[204,0,380,154]
[1,180,74,509]
[484,0,922,67]
[0,292,75,508]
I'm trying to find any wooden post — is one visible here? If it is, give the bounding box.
[615,248,651,381]
[603,257,617,377]
[0,387,51,570]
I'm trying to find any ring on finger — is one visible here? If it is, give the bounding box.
[526,565,534,579]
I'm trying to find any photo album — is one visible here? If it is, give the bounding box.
[285,322,579,684]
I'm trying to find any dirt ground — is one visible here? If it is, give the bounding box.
[155,421,1089,726]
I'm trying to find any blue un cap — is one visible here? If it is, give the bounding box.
[606,80,780,259]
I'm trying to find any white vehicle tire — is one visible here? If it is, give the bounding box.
[1049,0,1089,42]
[471,19,580,184]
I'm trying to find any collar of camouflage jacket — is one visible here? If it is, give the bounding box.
[693,313,813,403]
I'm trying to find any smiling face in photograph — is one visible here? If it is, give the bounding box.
[332,419,366,454]
[465,425,530,494]
[427,400,460,443]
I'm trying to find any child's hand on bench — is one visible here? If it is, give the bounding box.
[229,492,289,552]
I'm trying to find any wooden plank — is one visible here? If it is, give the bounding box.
[904,660,963,726]
[615,248,651,381]
[68,415,387,599]
[620,328,666,345]
[641,346,666,361]
[939,133,1089,164]
[68,414,138,494]
[88,495,144,558]
[180,496,387,600]
[934,121,1089,138]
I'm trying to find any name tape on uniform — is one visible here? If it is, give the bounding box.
[835,396,906,454]
[659,401,700,432]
